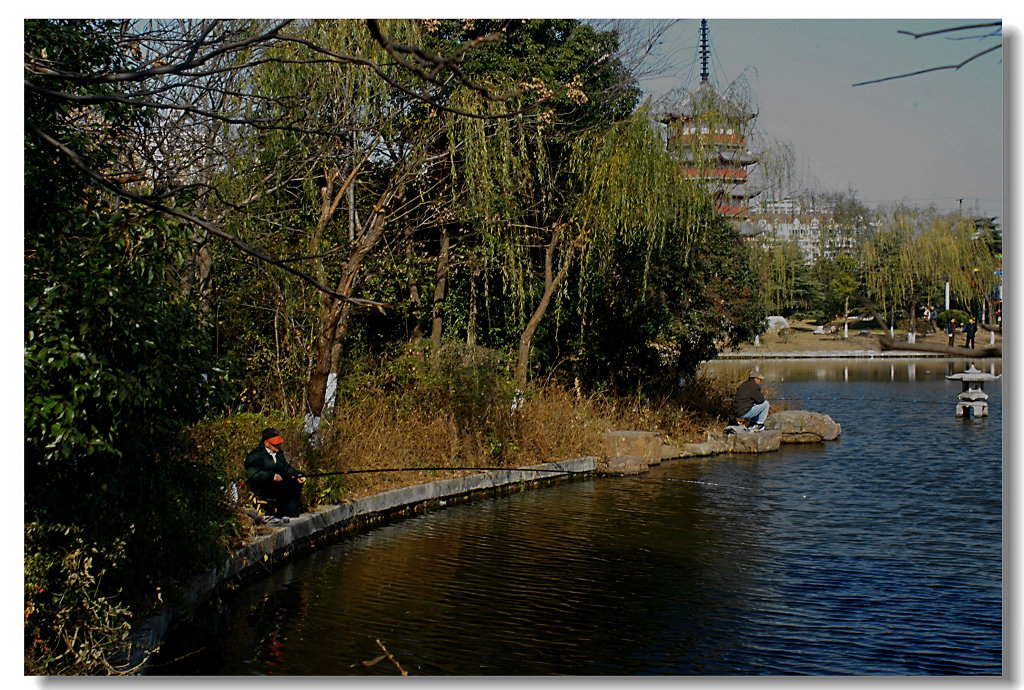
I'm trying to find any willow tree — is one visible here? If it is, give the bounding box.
[915,214,1000,318]
[209,20,391,416]
[204,20,558,429]
[861,222,905,333]
[510,104,677,387]
[417,20,644,387]
[463,98,753,388]
[749,238,814,316]
[562,142,765,388]
[863,209,998,339]
[444,85,573,387]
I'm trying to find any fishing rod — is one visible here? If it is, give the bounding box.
[299,465,761,493]
[298,465,591,479]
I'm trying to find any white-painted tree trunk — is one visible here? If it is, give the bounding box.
[304,373,338,440]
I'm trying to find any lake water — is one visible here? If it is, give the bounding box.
[155,358,1002,676]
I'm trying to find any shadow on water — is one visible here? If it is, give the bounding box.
[154,358,1002,676]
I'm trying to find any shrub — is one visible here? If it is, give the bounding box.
[677,373,736,422]
[185,412,308,484]
[339,341,518,438]
[25,523,139,675]
[937,309,972,328]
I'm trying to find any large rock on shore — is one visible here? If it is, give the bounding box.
[603,412,840,463]
[600,430,664,464]
[764,410,842,442]
[724,429,781,453]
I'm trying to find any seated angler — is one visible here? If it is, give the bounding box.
[244,427,306,518]
[734,368,769,431]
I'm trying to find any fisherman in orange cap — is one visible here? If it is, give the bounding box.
[244,427,306,519]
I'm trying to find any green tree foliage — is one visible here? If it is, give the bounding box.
[750,239,818,317]
[563,192,765,390]
[412,20,649,386]
[25,20,235,674]
[810,253,860,324]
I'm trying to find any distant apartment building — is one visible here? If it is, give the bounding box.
[749,197,861,261]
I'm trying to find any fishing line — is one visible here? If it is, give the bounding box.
[619,475,763,492]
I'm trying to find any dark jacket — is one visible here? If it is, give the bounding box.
[244,445,302,490]
[733,378,765,417]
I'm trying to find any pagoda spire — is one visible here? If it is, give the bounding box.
[699,19,710,83]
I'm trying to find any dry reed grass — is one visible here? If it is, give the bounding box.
[304,376,732,504]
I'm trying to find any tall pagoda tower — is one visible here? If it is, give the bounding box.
[658,20,760,222]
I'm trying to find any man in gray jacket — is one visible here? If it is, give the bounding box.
[733,368,769,431]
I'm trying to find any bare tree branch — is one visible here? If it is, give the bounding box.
[896,22,1001,39]
[281,24,548,121]
[24,20,295,83]
[365,19,514,101]
[26,117,391,310]
[852,43,1002,86]
[853,21,1002,87]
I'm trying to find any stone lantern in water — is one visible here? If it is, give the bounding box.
[946,364,1000,417]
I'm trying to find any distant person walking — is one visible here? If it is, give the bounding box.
[947,318,958,347]
[734,368,769,431]
[965,317,978,349]
[922,305,933,333]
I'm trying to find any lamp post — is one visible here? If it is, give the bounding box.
[939,274,950,311]
[992,269,1002,344]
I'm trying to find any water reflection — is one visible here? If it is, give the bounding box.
[701,357,1001,384]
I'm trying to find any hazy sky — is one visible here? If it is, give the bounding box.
[639,18,1004,220]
